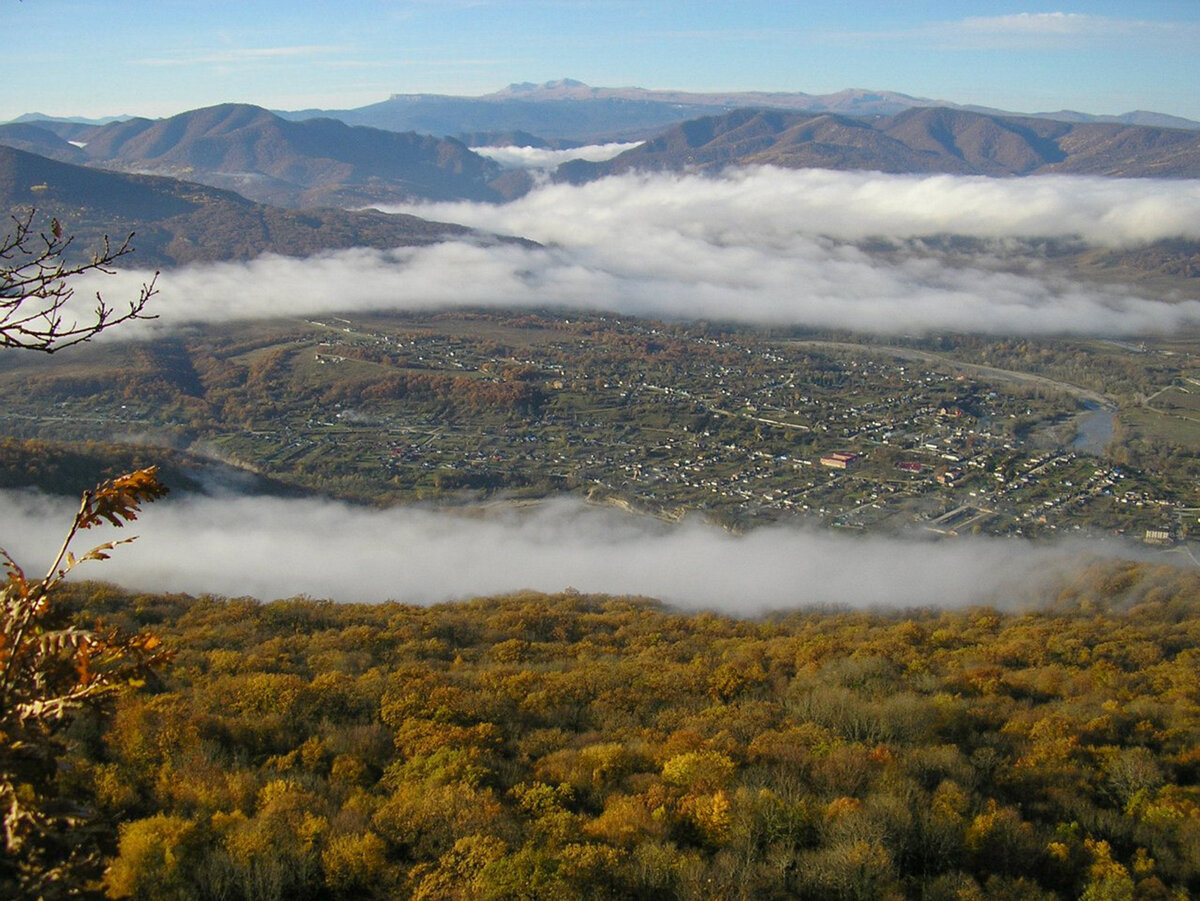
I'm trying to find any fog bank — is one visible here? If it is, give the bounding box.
[76,167,1200,339]
[0,490,1123,613]
[399,167,1200,247]
[470,142,642,169]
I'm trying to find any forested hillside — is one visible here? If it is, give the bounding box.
[557,107,1200,182]
[0,146,479,268]
[46,559,1200,900]
[10,104,507,208]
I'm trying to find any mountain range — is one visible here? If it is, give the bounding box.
[0,104,505,209]
[2,83,1199,277]
[557,106,1200,182]
[280,79,1200,141]
[3,98,1199,222]
[13,81,1199,141]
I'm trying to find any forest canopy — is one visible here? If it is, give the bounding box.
[37,557,1200,901]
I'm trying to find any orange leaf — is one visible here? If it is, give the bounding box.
[78,467,168,530]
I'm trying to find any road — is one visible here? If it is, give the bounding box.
[783,340,1117,410]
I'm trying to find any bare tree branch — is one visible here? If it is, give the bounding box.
[0,208,158,353]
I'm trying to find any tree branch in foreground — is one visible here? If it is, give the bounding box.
[0,209,158,353]
[0,468,171,894]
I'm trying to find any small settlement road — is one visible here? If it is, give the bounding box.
[782,340,1117,411]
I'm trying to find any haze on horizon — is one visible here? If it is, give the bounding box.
[2,3,1198,122]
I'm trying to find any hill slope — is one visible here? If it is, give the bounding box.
[65,104,505,208]
[559,106,1200,180]
[0,122,88,164]
[0,145,478,268]
[45,571,1200,901]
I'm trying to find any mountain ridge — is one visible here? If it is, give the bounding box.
[556,106,1200,182]
[0,144,486,268]
[51,103,507,209]
[313,80,1200,139]
[11,81,1199,145]
[6,100,1200,224]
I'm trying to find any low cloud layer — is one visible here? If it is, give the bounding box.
[0,490,1120,612]
[402,167,1200,247]
[78,167,1200,338]
[470,142,642,170]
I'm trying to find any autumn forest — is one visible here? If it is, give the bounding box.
[15,557,1197,901]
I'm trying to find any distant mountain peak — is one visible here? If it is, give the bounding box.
[478,80,943,118]
[504,78,590,92]
[8,111,133,126]
[492,79,617,101]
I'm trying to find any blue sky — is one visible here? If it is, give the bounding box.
[4,1,1199,121]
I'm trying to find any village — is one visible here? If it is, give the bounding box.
[0,310,1193,551]
[275,313,1193,545]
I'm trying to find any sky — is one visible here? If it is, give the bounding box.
[3,1,1199,122]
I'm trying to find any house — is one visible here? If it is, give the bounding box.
[820,452,858,470]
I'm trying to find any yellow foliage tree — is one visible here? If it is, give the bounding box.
[102,813,200,901]
[0,469,169,897]
[1080,839,1135,901]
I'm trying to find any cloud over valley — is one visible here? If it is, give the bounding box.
[81,168,1200,339]
[470,141,643,170]
[0,490,1121,613]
